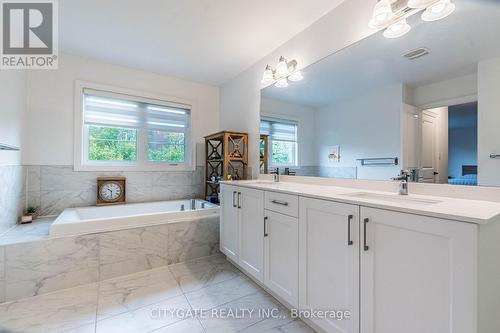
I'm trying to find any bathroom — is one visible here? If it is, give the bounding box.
[1,0,500,332]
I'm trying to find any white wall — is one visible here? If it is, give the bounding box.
[260,97,317,167]
[0,71,26,166]
[24,53,220,166]
[411,73,478,109]
[478,56,500,186]
[220,0,374,177]
[315,84,403,181]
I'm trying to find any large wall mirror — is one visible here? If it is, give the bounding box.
[259,0,500,187]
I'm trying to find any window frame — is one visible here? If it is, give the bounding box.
[260,116,299,168]
[74,80,195,172]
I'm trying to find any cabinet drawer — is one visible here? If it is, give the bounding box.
[265,191,299,217]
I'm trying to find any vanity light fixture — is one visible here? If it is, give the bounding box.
[370,0,456,38]
[384,19,411,38]
[261,56,303,88]
[369,0,394,28]
[407,0,436,9]
[421,0,456,21]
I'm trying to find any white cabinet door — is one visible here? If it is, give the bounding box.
[360,207,476,333]
[264,210,299,307]
[238,187,265,282]
[299,197,360,333]
[220,184,239,262]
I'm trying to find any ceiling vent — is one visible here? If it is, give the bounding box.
[403,47,430,60]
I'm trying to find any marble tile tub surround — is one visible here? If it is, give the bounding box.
[26,165,205,216]
[0,215,219,303]
[0,165,25,234]
[0,255,315,333]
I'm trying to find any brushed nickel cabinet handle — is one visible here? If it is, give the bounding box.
[237,192,242,209]
[232,191,237,208]
[347,214,354,246]
[271,199,289,206]
[363,218,370,251]
[264,216,269,237]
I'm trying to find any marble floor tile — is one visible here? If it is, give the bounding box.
[148,318,205,333]
[239,318,316,333]
[168,254,241,293]
[95,295,191,333]
[97,266,182,320]
[99,225,169,280]
[185,274,260,310]
[0,283,98,333]
[199,291,289,333]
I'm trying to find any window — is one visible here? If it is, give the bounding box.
[75,83,192,171]
[260,118,298,167]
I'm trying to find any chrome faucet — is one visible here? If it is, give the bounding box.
[391,170,410,196]
[271,168,280,182]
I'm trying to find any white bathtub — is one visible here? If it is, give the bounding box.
[50,199,219,237]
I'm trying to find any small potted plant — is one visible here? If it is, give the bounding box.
[21,206,39,224]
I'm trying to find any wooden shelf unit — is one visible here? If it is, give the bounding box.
[204,131,248,202]
[260,134,269,174]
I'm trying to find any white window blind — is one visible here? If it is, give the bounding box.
[83,89,191,133]
[260,119,297,142]
[260,118,298,167]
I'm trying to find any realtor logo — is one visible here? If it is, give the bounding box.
[1,0,58,69]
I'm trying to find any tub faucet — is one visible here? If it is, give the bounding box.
[191,199,196,210]
[391,170,410,196]
[271,168,280,182]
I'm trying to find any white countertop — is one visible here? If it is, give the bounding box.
[221,180,500,224]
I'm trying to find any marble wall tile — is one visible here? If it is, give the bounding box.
[0,165,25,233]
[26,165,41,192]
[31,165,205,216]
[318,166,357,179]
[99,224,169,280]
[0,246,5,303]
[167,215,220,265]
[40,189,97,216]
[4,235,99,301]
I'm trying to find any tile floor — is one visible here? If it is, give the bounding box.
[0,254,315,333]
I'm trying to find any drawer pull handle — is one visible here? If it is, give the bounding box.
[347,215,354,246]
[232,191,237,208]
[264,216,269,237]
[237,192,242,209]
[363,218,369,251]
[271,199,289,206]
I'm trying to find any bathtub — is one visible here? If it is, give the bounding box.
[50,199,219,237]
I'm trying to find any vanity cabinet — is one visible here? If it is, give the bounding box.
[360,207,476,333]
[299,197,360,333]
[264,210,299,307]
[220,184,479,333]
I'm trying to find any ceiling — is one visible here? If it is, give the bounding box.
[59,0,345,85]
[262,0,500,108]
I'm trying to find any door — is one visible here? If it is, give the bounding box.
[220,184,239,262]
[420,111,438,183]
[238,187,265,282]
[299,197,359,333]
[360,207,476,333]
[264,210,299,307]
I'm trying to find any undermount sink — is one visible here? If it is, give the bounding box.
[342,192,441,205]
